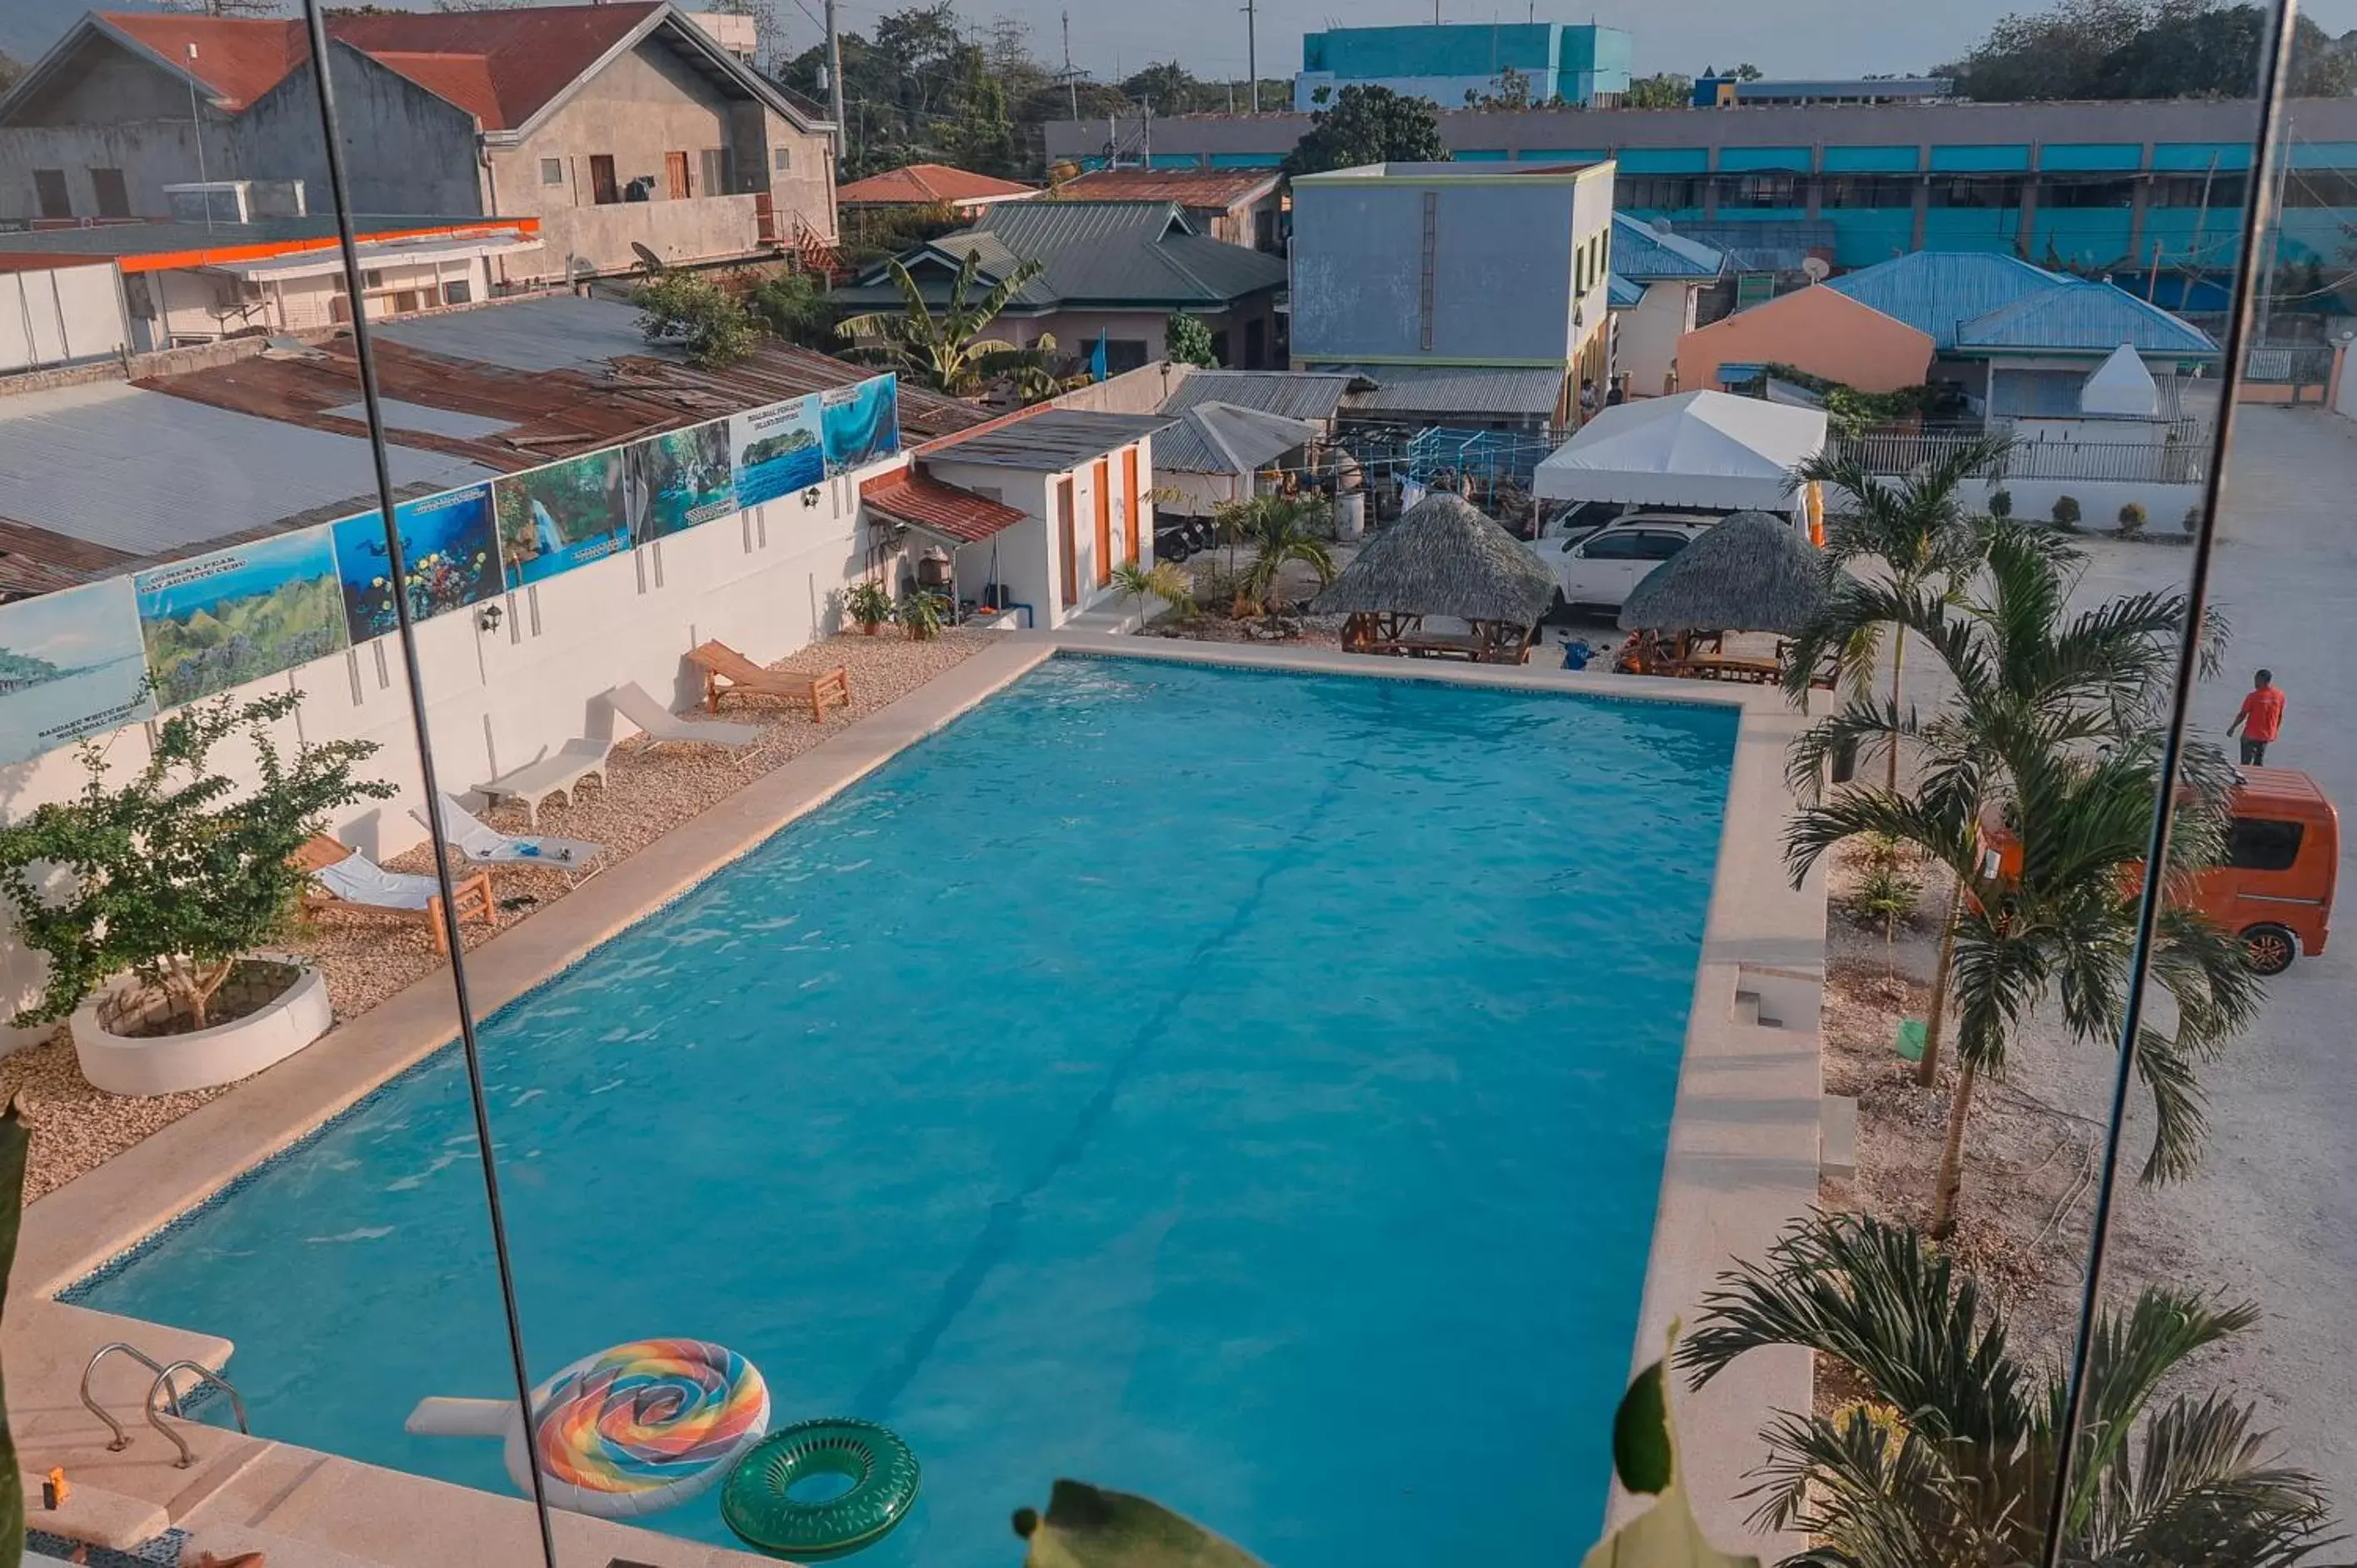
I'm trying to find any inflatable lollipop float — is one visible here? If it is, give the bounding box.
[409,1339,921,1556]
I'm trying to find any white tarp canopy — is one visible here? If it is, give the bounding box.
[1533,391,1829,511]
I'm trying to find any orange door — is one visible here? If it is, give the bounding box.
[1093,460,1112,587]
[1057,477,1078,607]
[1121,447,1141,564]
[666,151,691,199]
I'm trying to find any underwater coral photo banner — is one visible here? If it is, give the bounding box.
[330,484,503,646]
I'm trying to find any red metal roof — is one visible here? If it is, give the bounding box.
[97,3,662,128]
[860,468,1026,544]
[1056,167,1281,210]
[837,163,1038,207]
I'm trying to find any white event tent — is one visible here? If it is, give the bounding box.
[1534,392,1829,522]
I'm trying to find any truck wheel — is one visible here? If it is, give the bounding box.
[2241,924,2298,976]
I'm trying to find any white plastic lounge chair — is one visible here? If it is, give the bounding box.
[412,793,601,874]
[602,682,763,752]
[294,835,492,956]
[474,738,612,829]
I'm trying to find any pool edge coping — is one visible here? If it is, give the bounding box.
[18,632,1821,1565]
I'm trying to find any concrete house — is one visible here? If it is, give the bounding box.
[0,2,836,283]
[1605,213,1726,399]
[1054,167,1286,253]
[1675,283,1935,397]
[1288,160,1615,427]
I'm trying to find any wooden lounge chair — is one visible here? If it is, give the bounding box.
[686,642,851,723]
[474,738,612,830]
[293,834,492,956]
[602,682,764,752]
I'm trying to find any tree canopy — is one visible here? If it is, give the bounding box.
[1942,0,2355,100]
[1281,85,1449,178]
[1622,72,1694,109]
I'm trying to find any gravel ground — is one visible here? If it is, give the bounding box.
[4,630,992,1203]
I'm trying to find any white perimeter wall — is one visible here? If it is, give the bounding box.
[0,457,892,1042]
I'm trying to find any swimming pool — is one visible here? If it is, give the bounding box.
[71,656,1737,1565]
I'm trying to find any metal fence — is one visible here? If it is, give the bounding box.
[1830,423,2210,486]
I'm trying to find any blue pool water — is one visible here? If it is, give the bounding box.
[72,657,1735,1565]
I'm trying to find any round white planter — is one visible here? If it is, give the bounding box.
[72,961,333,1097]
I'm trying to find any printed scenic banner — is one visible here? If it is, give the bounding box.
[330,483,502,645]
[821,373,901,477]
[0,577,157,766]
[493,448,630,589]
[135,526,351,710]
[730,394,824,507]
[627,419,737,547]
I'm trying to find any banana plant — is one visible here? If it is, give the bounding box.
[836,251,1063,399]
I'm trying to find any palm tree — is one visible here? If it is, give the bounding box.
[1240,495,1337,613]
[1678,1212,2342,1568]
[1786,527,2260,1233]
[1787,522,2209,1087]
[1790,433,2014,792]
[836,251,1062,398]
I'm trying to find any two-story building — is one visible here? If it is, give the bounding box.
[0,2,836,282]
[1287,159,1615,428]
[1292,22,1632,112]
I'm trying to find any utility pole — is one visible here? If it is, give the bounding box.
[1062,11,1078,122]
[1241,0,1257,113]
[825,0,846,172]
[186,42,212,233]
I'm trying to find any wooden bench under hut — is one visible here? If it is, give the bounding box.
[1311,492,1554,665]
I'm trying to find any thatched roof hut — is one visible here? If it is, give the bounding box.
[1312,492,1555,628]
[1617,511,1827,634]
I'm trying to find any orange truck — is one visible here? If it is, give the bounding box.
[1982,767,2338,976]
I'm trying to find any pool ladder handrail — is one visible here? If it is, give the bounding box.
[79,1342,249,1466]
[144,1359,250,1468]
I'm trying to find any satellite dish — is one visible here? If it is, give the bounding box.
[1648,217,1675,238]
[1801,257,1831,283]
[632,241,665,274]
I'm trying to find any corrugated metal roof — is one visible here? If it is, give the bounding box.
[1158,369,1362,422]
[377,294,653,372]
[838,163,1037,206]
[1056,168,1281,209]
[1826,252,2070,352]
[1323,365,1565,419]
[0,215,511,262]
[0,382,492,557]
[1956,281,2218,357]
[323,397,518,439]
[1610,214,1726,282]
[836,202,1286,312]
[927,409,1172,470]
[861,468,1025,542]
[1608,273,1645,310]
[1153,402,1318,476]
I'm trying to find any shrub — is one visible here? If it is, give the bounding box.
[2118,501,2149,534]
[1988,487,2013,519]
[2051,494,2083,531]
[0,692,393,1030]
[895,587,949,641]
[1164,312,1218,369]
[631,271,759,368]
[846,580,894,631]
[2184,504,2204,534]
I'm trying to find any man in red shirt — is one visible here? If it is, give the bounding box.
[2230,667,2285,766]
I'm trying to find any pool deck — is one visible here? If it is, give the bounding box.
[12,632,1821,1566]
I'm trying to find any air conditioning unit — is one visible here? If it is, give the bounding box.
[162,179,308,226]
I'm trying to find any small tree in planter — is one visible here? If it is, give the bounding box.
[0,691,393,1032]
[896,587,950,641]
[2051,493,2083,532]
[1987,487,2013,520]
[846,580,895,636]
[2118,500,2149,536]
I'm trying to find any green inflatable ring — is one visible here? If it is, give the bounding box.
[721,1417,921,1559]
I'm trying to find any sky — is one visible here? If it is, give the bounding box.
[8,0,2357,92]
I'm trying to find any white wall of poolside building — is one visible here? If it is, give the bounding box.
[0,454,903,1050]
[926,434,1156,629]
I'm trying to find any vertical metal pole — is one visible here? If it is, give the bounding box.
[1242,0,1257,114]
[2035,5,2295,1563]
[294,7,557,1565]
[1063,11,1078,123]
[826,0,846,172]
[186,45,213,234]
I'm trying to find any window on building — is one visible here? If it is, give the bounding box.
[1103,339,1150,374]
[363,268,386,288]
[1245,317,1267,369]
[2281,171,2357,207]
[32,168,70,219]
[442,278,472,306]
[2042,176,2136,208]
[89,167,130,218]
[1717,173,1799,209]
[1820,174,1918,209]
[700,147,729,197]
[1210,329,1231,364]
[1615,175,1702,210]
[773,145,793,172]
[393,290,422,314]
[590,154,620,205]
[539,157,565,187]
[2150,172,2249,207]
[1927,176,2027,208]
[2228,817,2305,872]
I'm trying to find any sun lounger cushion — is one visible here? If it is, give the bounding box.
[312,851,441,911]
